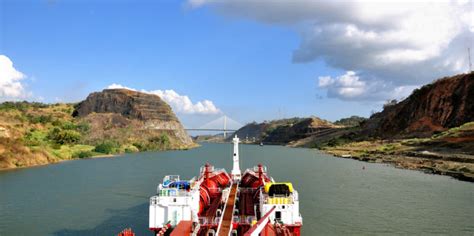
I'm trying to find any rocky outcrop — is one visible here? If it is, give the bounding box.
[230,117,336,144]
[362,72,474,138]
[73,89,178,121]
[263,117,336,144]
[73,89,193,146]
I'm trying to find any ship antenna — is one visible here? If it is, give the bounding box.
[468,47,472,73]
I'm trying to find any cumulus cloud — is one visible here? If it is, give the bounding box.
[318,71,418,101]
[318,71,366,98]
[107,83,135,91]
[189,0,474,101]
[107,83,221,115]
[0,55,28,100]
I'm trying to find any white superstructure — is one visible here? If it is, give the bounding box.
[149,175,200,229]
[231,136,241,181]
[259,183,303,226]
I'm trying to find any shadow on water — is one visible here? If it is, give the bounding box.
[53,203,152,236]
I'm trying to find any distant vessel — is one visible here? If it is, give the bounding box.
[260,142,264,146]
[147,136,302,235]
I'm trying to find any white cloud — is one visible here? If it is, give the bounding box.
[318,71,418,101]
[318,76,334,87]
[106,84,221,115]
[318,71,367,99]
[107,83,134,91]
[190,0,474,101]
[148,89,220,115]
[0,55,28,100]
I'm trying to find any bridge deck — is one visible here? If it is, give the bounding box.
[217,183,238,236]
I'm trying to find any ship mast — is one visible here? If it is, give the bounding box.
[468,47,472,73]
[231,136,241,181]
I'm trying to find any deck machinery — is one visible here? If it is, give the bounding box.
[149,136,303,236]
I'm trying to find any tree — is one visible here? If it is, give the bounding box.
[383,99,398,109]
[47,127,82,145]
[148,134,170,150]
[94,140,119,154]
[76,121,91,134]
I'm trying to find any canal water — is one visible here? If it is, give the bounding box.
[0,143,473,235]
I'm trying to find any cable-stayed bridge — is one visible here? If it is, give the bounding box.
[185,115,243,139]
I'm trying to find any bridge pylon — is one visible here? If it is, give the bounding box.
[223,116,227,139]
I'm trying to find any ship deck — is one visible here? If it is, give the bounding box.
[170,221,193,236]
[217,183,238,236]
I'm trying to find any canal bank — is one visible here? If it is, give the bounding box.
[0,143,473,235]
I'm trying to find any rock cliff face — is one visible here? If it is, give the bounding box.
[73,89,193,146]
[363,72,474,138]
[73,89,178,121]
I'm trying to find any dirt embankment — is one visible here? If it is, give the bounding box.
[362,72,474,138]
[324,141,474,182]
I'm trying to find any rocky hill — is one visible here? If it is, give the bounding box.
[230,122,270,143]
[315,73,474,182]
[230,117,337,144]
[73,89,193,145]
[0,89,194,170]
[362,72,474,138]
[263,117,336,144]
[73,89,178,121]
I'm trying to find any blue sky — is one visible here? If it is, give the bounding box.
[1,0,472,128]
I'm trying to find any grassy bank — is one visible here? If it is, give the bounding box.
[0,102,193,170]
[318,122,474,182]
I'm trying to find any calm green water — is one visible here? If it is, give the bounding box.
[0,143,473,235]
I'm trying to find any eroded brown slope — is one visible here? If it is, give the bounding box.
[363,72,474,138]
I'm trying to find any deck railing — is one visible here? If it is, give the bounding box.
[264,196,294,204]
[158,189,192,197]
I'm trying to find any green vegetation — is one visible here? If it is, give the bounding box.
[1,101,186,170]
[76,121,91,134]
[377,143,399,154]
[122,145,140,153]
[334,116,367,127]
[47,128,82,145]
[315,120,474,161]
[94,140,120,154]
[130,134,171,151]
[27,114,53,124]
[0,101,49,111]
[148,134,170,149]
[400,138,431,146]
[326,137,352,147]
[72,150,95,159]
[24,129,48,146]
[49,144,95,159]
[432,122,474,139]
